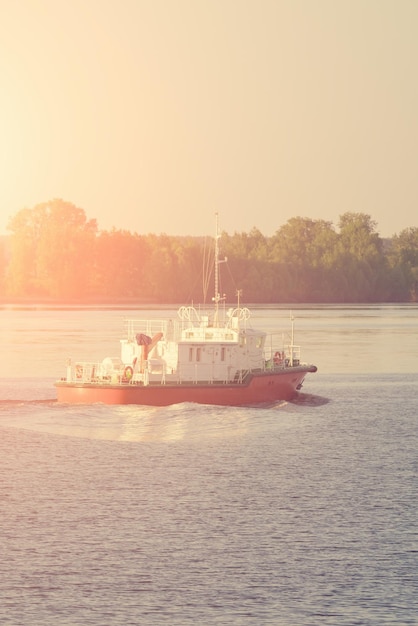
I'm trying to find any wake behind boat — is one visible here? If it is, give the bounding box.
[55,217,317,406]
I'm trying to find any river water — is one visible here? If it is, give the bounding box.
[1,305,417,625]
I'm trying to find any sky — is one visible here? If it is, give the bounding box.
[0,0,417,238]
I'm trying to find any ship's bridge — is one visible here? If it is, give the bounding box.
[178,305,255,344]
[181,325,238,342]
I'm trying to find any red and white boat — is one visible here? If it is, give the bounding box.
[55,218,317,406]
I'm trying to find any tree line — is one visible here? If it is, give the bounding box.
[1,199,418,303]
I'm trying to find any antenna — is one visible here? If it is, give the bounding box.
[290,310,294,366]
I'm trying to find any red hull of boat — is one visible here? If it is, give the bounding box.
[55,367,317,406]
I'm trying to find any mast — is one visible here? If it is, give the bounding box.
[213,212,226,326]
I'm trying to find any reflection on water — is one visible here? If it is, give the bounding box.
[0,399,261,442]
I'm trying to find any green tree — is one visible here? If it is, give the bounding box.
[7,199,97,298]
[215,229,278,302]
[220,228,268,261]
[170,237,208,302]
[269,217,339,301]
[337,213,382,259]
[336,212,387,301]
[388,227,418,300]
[0,237,8,297]
[140,235,180,302]
[6,207,39,296]
[5,200,418,303]
[93,229,149,299]
[270,218,336,266]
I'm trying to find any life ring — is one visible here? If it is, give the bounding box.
[273,351,283,365]
[123,366,134,381]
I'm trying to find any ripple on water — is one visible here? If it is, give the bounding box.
[0,373,418,625]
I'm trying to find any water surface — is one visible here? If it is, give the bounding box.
[1,305,417,625]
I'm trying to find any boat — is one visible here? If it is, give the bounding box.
[55,217,317,406]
